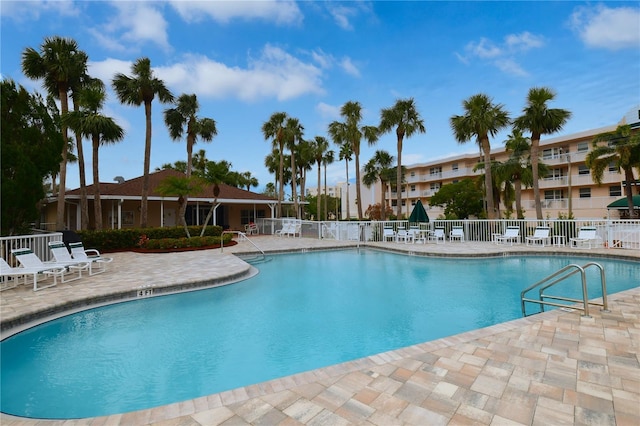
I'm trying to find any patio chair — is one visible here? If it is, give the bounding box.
[1,257,30,290]
[570,226,599,249]
[275,222,293,237]
[449,226,464,242]
[525,227,551,247]
[494,226,520,246]
[49,241,91,272]
[383,227,396,242]
[69,242,113,275]
[10,248,72,291]
[396,228,414,244]
[244,222,259,235]
[428,228,446,244]
[286,222,302,238]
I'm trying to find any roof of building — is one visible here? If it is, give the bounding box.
[64,169,278,203]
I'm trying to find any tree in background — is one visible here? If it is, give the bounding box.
[337,141,353,220]
[514,87,571,220]
[156,175,204,237]
[586,124,640,218]
[1,80,62,235]
[112,57,174,228]
[262,112,288,217]
[429,178,484,219]
[164,93,217,232]
[22,36,88,230]
[322,149,335,220]
[379,98,426,218]
[362,150,395,220]
[310,136,330,221]
[63,79,124,230]
[284,117,304,218]
[450,93,510,219]
[329,101,379,219]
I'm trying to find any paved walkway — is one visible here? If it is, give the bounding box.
[1,237,638,425]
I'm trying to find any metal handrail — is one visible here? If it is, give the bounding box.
[520,262,607,317]
[220,231,266,262]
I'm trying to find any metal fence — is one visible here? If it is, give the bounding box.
[1,232,63,266]
[257,218,640,249]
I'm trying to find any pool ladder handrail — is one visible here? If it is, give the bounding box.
[520,262,608,318]
[220,231,266,262]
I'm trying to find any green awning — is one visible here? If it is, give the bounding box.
[607,194,640,209]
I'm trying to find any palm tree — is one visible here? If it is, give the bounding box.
[164,93,217,231]
[22,36,88,230]
[241,171,259,192]
[322,149,335,220]
[450,94,510,219]
[379,98,426,218]
[192,149,209,176]
[262,112,288,217]
[112,57,174,228]
[328,101,378,219]
[362,150,395,220]
[199,160,235,236]
[513,87,571,219]
[284,117,304,218]
[311,136,330,220]
[295,138,314,206]
[156,175,204,238]
[586,124,640,218]
[502,129,532,219]
[63,79,124,230]
[338,141,353,220]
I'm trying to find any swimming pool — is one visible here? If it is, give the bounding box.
[1,250,637,419]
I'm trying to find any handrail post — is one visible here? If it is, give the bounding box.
[579,269,590,317]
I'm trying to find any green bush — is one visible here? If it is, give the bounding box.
[143,234,231,250]
[76,225,223,252]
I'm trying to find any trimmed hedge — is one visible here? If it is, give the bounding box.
[76,225,224,252]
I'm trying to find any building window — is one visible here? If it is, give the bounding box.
[451,163,458,171]
[410,185,416,192]
[545,190,563,200]
[545,168,564,180]
[608,162,617,172]
[241,209,265,225]
[579,188,591,198]
[430,182,440,191]
[429,166,442,175]
[410,171,415,177]
[542,148,562,160]
[577,142,589,152]
[610,186,622,197]
[578,165,590,175]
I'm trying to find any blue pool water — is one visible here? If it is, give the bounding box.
[1,250,638,419]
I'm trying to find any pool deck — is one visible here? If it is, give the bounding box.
[1,237,638,425]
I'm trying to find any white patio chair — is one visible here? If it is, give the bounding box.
[69,242,113,275]
[10,247,71,291]
[525,227,551,247]
[428,228,446,244]
[396,229,414,244]
[449,226,464,242]
[383,227,396,242]
[570,226,599,249]
[495,226,520,246]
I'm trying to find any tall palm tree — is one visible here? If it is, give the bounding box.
[311,136,330,220]
[284,117,304,217]
[502,129,532,219]
[262,112,288,217]
[322,149,335,220]
[192,149,209,176]
[513,87,571,219]
[338,141,353,220]
[112,57,174,228]
[586,124,640,218]
[164,93,217,231]
[379,98,426,218]
[450,93,510,219]
[63,79,124,230]
[362,150,395,220]
[241,171,259,192]
[22,36,88,230]
[295,138,314,205]
[328,101,378,219]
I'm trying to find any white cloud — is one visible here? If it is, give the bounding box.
[168,0,303,25]
[466,38,502,59]
[0,0,78,21]
[504,32,544,52]
[493,58,528,77]
[316,102,341,120]
[340,57,361,77]
[327,4,358,30]
[108,2,171,51]
[569,5,640,50]
[149,45,324,102]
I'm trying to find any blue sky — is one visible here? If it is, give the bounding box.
[2,1,639,192]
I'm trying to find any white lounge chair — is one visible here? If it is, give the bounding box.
[382,227,396,242]
[1,257,30,290]
[286,222,302,238]
[495,226,520,246]
[450,226,464,242]
[275,222,293,237]
[525,227,551,247]
[69,242,113,275]
[10,248,71,291]
[570,226,599,249]
[49,241,91,272]
[428,228,446,244]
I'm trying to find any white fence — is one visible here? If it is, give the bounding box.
[1,232,63,266]
[257,218,640,249]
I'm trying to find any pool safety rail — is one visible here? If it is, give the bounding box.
[520,262,608,318]
[220,231,266,262]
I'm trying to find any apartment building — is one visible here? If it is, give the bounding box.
[336,108,639,220]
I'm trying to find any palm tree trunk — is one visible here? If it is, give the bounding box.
[278,143,284,217]
[515,179,523,219]
[140,101,153,228]
[92,134,103,230]
[290,151,298,218]
[380,180,387,220]
[624,168,636,217]
[396,136,403,218]
[531,135,543,220]
[345,159,350,220]
[355,150,363,220]
[73,100,89,230]
[56,89,69,230]
[323,163,328,220]
[181,137,194,237]
[317,163,321,221]
[481,138,496,219]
